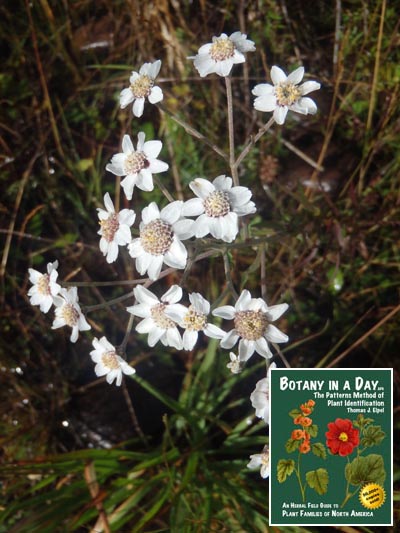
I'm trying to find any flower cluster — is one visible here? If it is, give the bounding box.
[27,28,322,474]
[292,399,316,454]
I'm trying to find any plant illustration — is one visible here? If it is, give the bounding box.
[325,413,386,508]
[277,399,328,502]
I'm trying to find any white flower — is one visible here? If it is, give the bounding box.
[90,336,135,386]
[52,287,91,343]
[227,352,242,374]
[97,192,135,263]
[252,66,321,125]
[189,32,255,78]
[165,292,225,350]
[106,133,169,200]
[128,201,193,281]
[119,60,163,117]
[182,175,256,243]
[127,285,183,350]
[212,290,288,362]
[28,260,61,313]
[250,362,276,424]
[247,445,270,479]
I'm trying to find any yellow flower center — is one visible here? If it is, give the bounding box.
[210,37,235,61]
[100,213,119,242]
[339,432,349,442]
[183,306,207,331]
[124,151,148,175]
[130,74,154,99]
[203,190,230,217]
[61,304,79,327]
[151,303,175,329]
[275,82,301,106]
[37,274,50,295]
[234,310,269,341]
[140,219,173,255]
[101,351,120,370]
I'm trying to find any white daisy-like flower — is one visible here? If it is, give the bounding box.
[165,292,225,351]
[97,192,135,263]
[119,60,163,117]
[52,287,91,343]
[90,336,135,386]
[127,285,183,350]
[28,260,61,313]
[189,32,255,78]
[106,133,169,201]
[212,290,288,362]
[253,65,321,125]
[250,362,276,424]
[182,175,256,243]
[128,201,194,281]
[247,445,270,479]
[227,352,242,374]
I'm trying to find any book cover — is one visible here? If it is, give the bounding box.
[269,368,393,526]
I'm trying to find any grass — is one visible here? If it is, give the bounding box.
[0,0,399,531]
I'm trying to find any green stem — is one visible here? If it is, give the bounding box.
[295,451,306,502]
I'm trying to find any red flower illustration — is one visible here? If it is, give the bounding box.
[326,418,359,456]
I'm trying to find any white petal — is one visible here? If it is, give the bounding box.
[148,59,161,79]
[189,292,209,314]
[266,303,289,321]
[300,80,321,95]
[120,88,133,109]
[148,327,165,347]
[137,169,154,191]
[204,323,225,339]
[162,284,182,304]
[142,202,160,224]
[119,209,136,226]
[252,83,274,97]
[265,324,288,343]
[161,200,183,224]
[238,339,255,361]
[295,97,318,115]
[148,159,168,174]
[220,329,239,349]
[173,218,194,240]
[194,214,211,238]
[164,239,187,269]
[270,66,287,85]
[183,330,198,351]
[134,284,159,304]
[133,97,145,118]
[127,303,151,318]
[122,134,134,154]
[274,106,288,125]
[254,94,277,112]
[189,178,215,199]
[148,85,163,104]
[165,327,183,350]
[212,175,231,190]
[147,255,164,280]
[164,303,187,323]
[106,242,119,263]
[128,239,143,258]
[287,66,304,84]
[254,337,273,358]
[236,290,251,311]
[120,175,136,200]
[143,140,162,159]
[212,305,235,319]
[135,317,156,334]
[182,198,204,217]
[136,252,152,276]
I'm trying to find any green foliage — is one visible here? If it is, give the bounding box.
[345,454,386,487]
[277,459,295,483]
[311,442,327,460]
[305,468,329,496]
[361,425,386,448]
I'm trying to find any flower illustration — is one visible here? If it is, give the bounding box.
[128,201,193,281]
[28,260,61,313]
[247,445,270,479]
[52,287,91,343]
[97,192,135,263]
[226,352,242,374]
[165,292,225,350]
[90,336,135,386]
[189,31,255,78]
[326,418,360,457]
[212,289,288,361]
[106,133,169,200]
[182,175,256,243]
[119,60,163,117]
[127,284,183,350]
[252,65,321,125]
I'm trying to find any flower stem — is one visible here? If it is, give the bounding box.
[295,452,306,502]
[235,116,275,169]
[225,76,239,187]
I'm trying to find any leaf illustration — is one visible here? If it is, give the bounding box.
[285,438,300,453]
[353,413,374,429]
[307,424,318,438]
[306,468,329,495]
[345,454,386,486]
[277,459,295,483]
[361,425,386,447]
[289,408,302,419]
[311,442,327,459]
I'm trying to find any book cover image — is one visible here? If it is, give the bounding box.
[269,368,392,526]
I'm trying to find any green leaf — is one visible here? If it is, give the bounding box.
[277,459,295,483]
[361,425,386,447]
[345,454,386,486]
[353,413,374,429]
[285,438,300,453]
[311,442,327,459]
[308,424,318,438]
[306,468,329,495]
[289,408,302,419]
